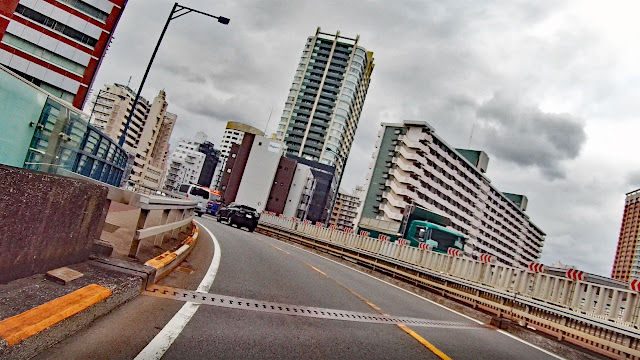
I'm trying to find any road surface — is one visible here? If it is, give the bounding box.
[37,216,561,359]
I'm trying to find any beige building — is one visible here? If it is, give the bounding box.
[330,188,362,230]
[89,84,175,190]
[150,112,177,170]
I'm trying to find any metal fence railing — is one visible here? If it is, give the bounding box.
[259,214,640,359]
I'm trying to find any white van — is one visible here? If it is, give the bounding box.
[176,184,212,216]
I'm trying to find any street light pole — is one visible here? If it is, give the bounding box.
[118,2,230,147]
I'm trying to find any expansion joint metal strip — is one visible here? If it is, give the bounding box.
[144,285,486,329]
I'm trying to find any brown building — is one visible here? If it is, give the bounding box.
[611,188,640,282]
[265,157,297,214]
[219,134,255,205]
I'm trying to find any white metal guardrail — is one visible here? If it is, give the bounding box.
[259,214,640,359]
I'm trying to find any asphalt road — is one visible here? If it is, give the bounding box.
[37,216,561,359]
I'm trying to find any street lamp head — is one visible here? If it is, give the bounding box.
[217,16,230,25]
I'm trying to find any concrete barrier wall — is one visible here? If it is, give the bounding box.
[0,165,108,283]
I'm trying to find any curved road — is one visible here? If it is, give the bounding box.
[38,216,561,359]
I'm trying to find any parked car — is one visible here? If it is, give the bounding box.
[217,203,260,232]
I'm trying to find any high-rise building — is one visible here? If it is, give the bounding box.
[212,121,264,190]
[0,0,127,109]
[276,27,374,181]
[359,120,545,268]
[89,83,172,190]
[611,189,640,282]
[150,111,176,170]
[329,188,362,230]
[162,131,219,191]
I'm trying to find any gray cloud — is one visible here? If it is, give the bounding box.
[88,0,640,276]
[473,93,586,179]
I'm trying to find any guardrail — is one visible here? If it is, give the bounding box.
[258,214,640,359]
[61,170,198,259]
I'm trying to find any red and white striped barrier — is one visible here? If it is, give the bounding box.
[378,234,390,241]
[343,228,353,233]
[397,238,409,246]
[328,224,336,230]
[447,248,461,257]
[315,222,325,227]
[566,269,586,281]
[418,243,432,250]
[479,254,495,263]
[528,263,547,273]
[630,279,640,292]
[359,230,370,237]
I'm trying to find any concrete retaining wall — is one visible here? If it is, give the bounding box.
[0,165,108,283]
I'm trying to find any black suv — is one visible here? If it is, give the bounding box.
[216,203,260,232]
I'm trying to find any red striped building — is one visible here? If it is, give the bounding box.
[611,188,640,282]
[0,0,127,109]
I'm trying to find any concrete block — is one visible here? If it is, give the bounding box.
[0,165,108,284]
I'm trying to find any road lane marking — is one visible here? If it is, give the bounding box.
[397,323,451,360]
[143,285,484,329]
[262,234,565,360]
[255,237,452,359]
[134,220,221,360]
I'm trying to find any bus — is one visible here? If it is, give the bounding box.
[176,184,216,216]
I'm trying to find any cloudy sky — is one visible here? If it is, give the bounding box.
[89,0,640,276]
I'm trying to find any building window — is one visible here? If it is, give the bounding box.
[15,4,98,47]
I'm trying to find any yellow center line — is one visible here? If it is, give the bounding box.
[257,236,452,359]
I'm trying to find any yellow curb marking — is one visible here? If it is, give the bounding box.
[145,222,200,269]
[0,284,112,346]
[145,251,178,269]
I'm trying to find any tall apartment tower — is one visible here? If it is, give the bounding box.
[89,84,172,190]
[611,189,640,282]
[212,121,264,190]
[0,0,127,109]
[276,27,374,181]
[359,120,546,268]
[150,111,176,170]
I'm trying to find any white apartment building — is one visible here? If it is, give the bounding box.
[283,163,315,219]
[212,121,263,189]
[89,84,173,190]
[162,132,208,191]
[360,120,545,268]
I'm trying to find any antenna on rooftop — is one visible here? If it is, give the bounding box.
[126,76,132,88]
[264,106,274,134]
[467,118,477,148]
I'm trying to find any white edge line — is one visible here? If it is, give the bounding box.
[497,330,565,360]
[134,220,221,360]
[267,235,566,360]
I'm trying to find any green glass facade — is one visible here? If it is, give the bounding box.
[0,66,128,186]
